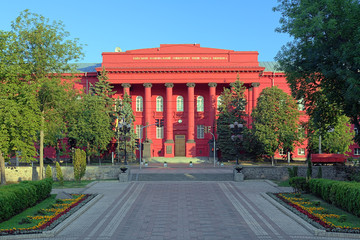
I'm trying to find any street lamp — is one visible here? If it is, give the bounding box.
[229,121,244,165]
[118,119,132,165]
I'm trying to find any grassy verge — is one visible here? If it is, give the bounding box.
[52,180,95,189]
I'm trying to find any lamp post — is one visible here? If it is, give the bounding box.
[229,121,243,165]
[118,119,132,165]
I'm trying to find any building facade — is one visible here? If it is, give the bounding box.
[71,44,359,161]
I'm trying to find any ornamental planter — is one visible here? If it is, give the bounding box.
[118,167,130,182]
[164,162,167,167]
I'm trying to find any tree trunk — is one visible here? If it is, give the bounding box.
[271,155,274,166]
[0,151,6,185]
[39,113,45,180]
[87,142,90,165]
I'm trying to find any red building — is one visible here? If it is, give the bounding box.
[70,44,316,161]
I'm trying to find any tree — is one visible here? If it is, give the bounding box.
[308,115,355,154]
[251,86,300,166]
[216,79,247,161]
[73,148,86,182]
[55,162,64,186]
[274,0,360,144]
[115,93,136,163]
[7,10,84,179]
[67,94,114,164]
[0,30,40,185]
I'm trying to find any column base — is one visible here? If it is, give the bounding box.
[186,141,196,158]
[164,140,174,158]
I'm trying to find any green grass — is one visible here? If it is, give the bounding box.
[0,195,57,230]
[273,179,291,187]
[52,180,95,189]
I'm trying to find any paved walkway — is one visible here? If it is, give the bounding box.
[13,179,358,240]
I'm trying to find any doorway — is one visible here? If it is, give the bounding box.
[175,135,186,156]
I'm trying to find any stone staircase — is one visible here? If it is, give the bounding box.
[129,172,233,181]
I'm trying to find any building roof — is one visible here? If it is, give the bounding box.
[75,63,101,73]
[259,61,283,72]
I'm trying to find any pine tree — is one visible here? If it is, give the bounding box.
[56,162,64,186]
[216,79,247,161]
[73,148,86,182]
[45,165,52,179]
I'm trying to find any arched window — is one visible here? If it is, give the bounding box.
[136,96,143,112]
[177,96,184,112]
[197,96,204,112]
[156,96,163,112]
[217,96,222,110]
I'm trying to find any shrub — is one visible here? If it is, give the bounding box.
[0,178,53,222]
[316,167,322,178]
[289,177,310,193]
[56,162,64,186]
[288,166,298,178]
[73,149,86,182]
[45,165,52,179]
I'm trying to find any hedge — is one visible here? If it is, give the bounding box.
[0,178,53,222]
[289,177,310,193]
[309,178,360,217]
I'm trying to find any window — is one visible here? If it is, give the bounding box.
[197,125,205,139]
[136,96,143,112]
[297,98,305,111]
[156,126,164,139]
[156,96,163,112]
[136,125,142,139]
[298,126,306,139]
[355,148,360,156]
[197,96,204,112]
[217,96,222,109]
[279,148,284,155]
[298,148,305,156]
[177,96,184,112]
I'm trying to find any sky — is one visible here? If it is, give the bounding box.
[0,0,291,63]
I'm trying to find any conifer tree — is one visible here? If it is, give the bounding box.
[216,79,247,161]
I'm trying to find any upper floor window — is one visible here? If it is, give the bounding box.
[197,96,204,112]
[298,148,305,156]
[297,98,305,111]
[136,96,143,112]
[217,96,222,110]
[177,96,184,112]
[156,96,163,112]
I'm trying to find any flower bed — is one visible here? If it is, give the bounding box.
[0,194,95,236]
[270,192,360,234]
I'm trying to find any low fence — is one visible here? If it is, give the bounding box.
[1,165,349,182]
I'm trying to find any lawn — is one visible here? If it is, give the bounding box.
[52,180,95,189]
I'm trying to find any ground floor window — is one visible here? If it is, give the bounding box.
[355,148,360,156]
[279,148,284,155]
[136,125,142,139]
[197,125,204,139]
[156,126,164,139]
[298,148,305,156]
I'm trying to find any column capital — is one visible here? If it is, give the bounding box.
[186,83,196,88]
[143,83,152,88]
[121,83,131,88]
[251,82,260,88]
[208,82,217,88]
[165,83,174,88]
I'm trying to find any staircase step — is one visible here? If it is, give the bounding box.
[130,173,233,181]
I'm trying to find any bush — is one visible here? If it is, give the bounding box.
[309,178,360,217]
[56,162,64,186]
[289,177,310,193]
[73,149,86,182]
[288,166,298,178]
[0,178,53,222]
[45,165,52,179]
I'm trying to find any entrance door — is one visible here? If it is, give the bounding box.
[175,135,186,156]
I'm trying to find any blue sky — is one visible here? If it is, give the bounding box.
[0,0,291,63]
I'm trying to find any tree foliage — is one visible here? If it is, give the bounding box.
[216,79,247,161]
[274,0,360,144]
[308,115,355,154]
[55,162,64,186]
[73,148,86,182]
[251,86,300,165]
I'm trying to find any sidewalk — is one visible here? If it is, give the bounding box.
[11,179,358,240]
